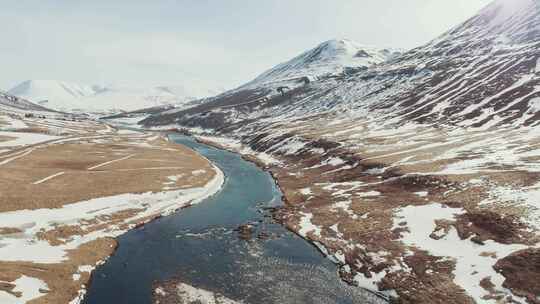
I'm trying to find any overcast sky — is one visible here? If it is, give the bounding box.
[0,0,492,90]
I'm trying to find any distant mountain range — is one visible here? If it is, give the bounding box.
[8,80,224,114]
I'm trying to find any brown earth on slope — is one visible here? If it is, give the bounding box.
[494,248,540,304]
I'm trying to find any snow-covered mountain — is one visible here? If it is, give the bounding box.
[244,39,402,87]
[8,80,95,110]
[150,0,539,130]
[0,90,55,114]
[8,80,224,114]
[137,38,402,125]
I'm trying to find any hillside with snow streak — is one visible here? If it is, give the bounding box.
[142,1,540,303]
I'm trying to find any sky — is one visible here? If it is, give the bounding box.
[0,0,492,90]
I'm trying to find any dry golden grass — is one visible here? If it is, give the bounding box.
[0,136,214,212]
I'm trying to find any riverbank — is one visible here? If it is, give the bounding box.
[82,133,385,304]
[193,135,388,295]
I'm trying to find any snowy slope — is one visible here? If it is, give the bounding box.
[326,0,540,128]
[8,80,94,110]
[140,39,402,123]
[0,90,55,114]
[155,0,539,129]
[8,80,224,114]
[141,2,540,302]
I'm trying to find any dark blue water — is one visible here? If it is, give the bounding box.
[83,134,382,304]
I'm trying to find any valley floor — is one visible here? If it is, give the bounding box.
[0,114,223,304]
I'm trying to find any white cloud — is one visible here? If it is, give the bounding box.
[0,0,492,90]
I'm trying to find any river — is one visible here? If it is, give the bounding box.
[82,134,383,304]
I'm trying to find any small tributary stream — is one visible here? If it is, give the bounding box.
[83,134,383,304]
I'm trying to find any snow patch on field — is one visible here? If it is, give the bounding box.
[529,97,540,113]
[116,129,141,135]
[0,275,49,304]
[300,187,312,195]
[32,171,65,185]
[394,203,528,303]
[325,157,346,167]
[332,200,356,218]
[192,169,206,176]
[357,191,380,197]
[483,181,540,230]
[414,191,428,197]
[297,212,322,237]
[0,131,60,147]
[0,115,27,130]
[0,165,224,264]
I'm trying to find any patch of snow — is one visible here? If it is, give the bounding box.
[32,171,65,185]
[332,200,355,217]
[483,181,540,230]
[154,287,167,296]
[0,115,27,130]
[297,212,322,237]
[357,191,380,197]
[394,203,528,303]
[192,169,206,176]
[0,276,49,304]
[87,154,135,170]
[364,167,387,175]
[529,97,540,113]
[116,129,141,135]
[299,187,312,195]
[0,131,61,148]
[414,191,428,197]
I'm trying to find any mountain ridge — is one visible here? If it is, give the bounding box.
[242,38,403,88]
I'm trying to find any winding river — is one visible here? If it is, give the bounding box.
[83,134,383,304]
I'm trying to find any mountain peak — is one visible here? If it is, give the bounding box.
[443,0,540,44]
[481,0,537,23]
[246,39,402,87]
